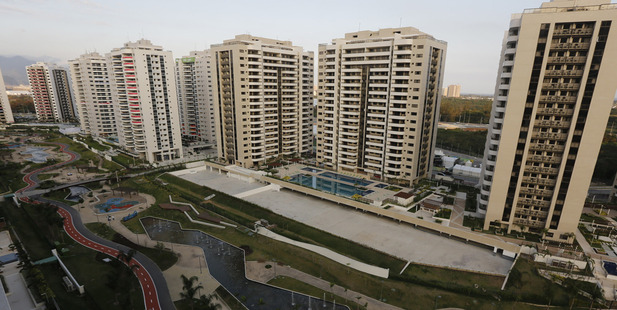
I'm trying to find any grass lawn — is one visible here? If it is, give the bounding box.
[580,213,610,225]
[77,136,110,152]
[48,136,102,168]
[268,276,363,309]
[463,215,484,230]
[113,153,136,167]
[38,172,59,180]
[60,238,144,310]
[42,188,80,205]
[0,201,143,310]
[0,162,27,192]
[85,222,178,271]
[102,159,123,172]
[116,173,575,309]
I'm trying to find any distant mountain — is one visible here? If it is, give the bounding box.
[0,55,61,86]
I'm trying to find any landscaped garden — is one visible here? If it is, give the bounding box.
[112,172,591,309]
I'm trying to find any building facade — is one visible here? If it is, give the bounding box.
[444,84,461,97]
[480,0,617,242]
[106,39,183,163]
[69,52,116,137]
[0,66,14,124]
[211,35,313,168]
[27,62,77,122]
[175,51,216,144]
[315,27,447,185]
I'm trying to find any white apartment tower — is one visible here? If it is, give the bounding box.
[27,62,77,122]
[0,66,14,124]
[69,52,116,137]
[316,28,447,185]
[106,39,183,163]
[480,0,617,242]
[211,35,314,168]
[175,51,216,143]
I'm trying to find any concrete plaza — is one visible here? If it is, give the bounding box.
[176,168,513,275]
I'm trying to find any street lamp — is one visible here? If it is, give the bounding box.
[433,295,441,310]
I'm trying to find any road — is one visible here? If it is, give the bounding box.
[15,142,174,310]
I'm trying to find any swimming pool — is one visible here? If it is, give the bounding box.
[289,174,370,198]
[95,197,139,213]
[319,171,373,187]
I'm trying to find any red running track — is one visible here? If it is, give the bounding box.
[16,142,162,310]
[57,208,161,310]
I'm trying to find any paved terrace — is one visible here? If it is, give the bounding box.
[172,163,519,275]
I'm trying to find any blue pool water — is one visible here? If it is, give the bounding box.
[319,171,373,187]
[604,261,617,276]
[289,174,370,197]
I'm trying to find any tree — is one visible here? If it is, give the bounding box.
[107,249,139,307]
[197,294,221,310]
[180,274,203,310]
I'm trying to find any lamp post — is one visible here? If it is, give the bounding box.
[433,295,441,310]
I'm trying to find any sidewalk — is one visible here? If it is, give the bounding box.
[246,261,402,310]
[449,192,466,229]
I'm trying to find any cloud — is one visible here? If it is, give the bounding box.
[0,3,30,15]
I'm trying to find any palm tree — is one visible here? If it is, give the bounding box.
[108,249,139,307]
[116,248,137,265]
[197,294,221,310]
[180,274,203,310]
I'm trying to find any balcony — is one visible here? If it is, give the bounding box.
[515,209,549,218]
[528,143,565,152]
[544,69,584,77]
[531,131,568,140]
[522,176,557,187]
[535,107,574,116]
[527,155,562,164]
[551,42,591,50]
[539,95,577,103]
[513,218,546,229]
[518,198,551,208]
[535,120,571,129]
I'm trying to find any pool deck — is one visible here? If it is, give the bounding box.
[279,164,412,202]
[173,165,515,275]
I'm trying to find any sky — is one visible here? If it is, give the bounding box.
[0,0,544,94]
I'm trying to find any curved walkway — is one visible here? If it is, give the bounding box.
[15,142,174,310]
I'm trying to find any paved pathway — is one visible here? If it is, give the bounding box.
[15,142,175,310]
[246,261,401,310]
[449,192,466,229]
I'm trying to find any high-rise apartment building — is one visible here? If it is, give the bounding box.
[69,52,116,137]
[211,35,313,168]
[0,66,14,124]
[106,39,183,163]
[175,51,216,143]
[445,84,461,97]
[315,27,446,184]
[480,0,617,242]
[27,62,77,122]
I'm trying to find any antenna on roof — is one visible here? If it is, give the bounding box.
[358,22,361,31]
[399,17,402,27]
